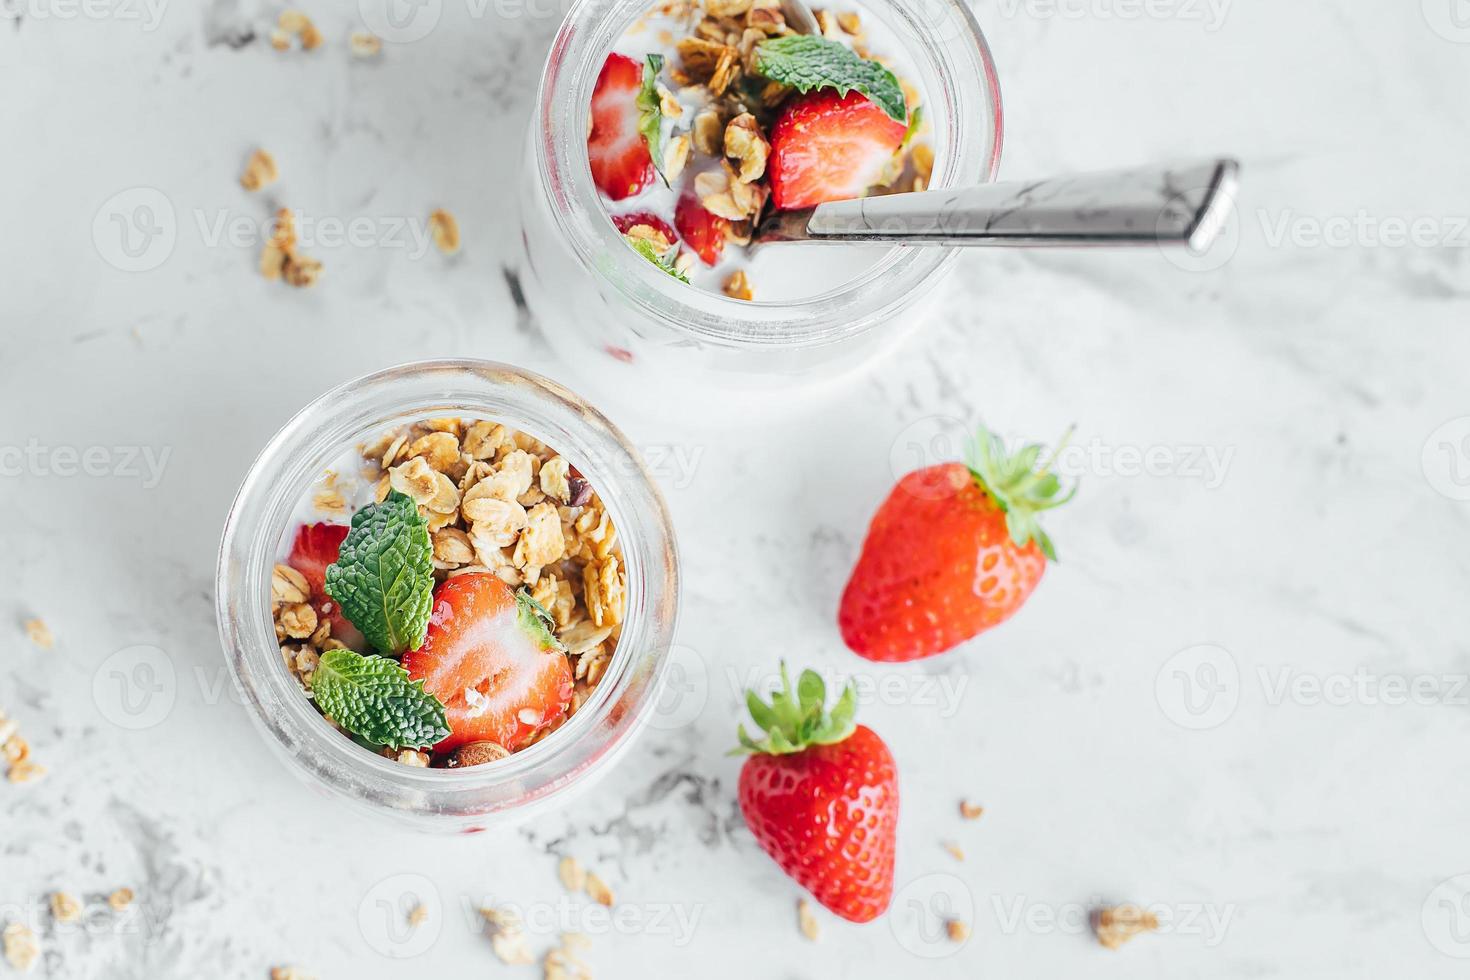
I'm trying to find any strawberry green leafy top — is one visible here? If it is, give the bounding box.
[735,663,857,756]
[966,425,1078,562]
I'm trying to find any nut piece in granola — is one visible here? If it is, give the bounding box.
[240,148,279,192]
[722,269,753,300]
[724,112,769,183]
[959,799,984,820]
[1093,905,1159,950]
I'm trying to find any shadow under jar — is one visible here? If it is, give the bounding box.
[216,360,680,832]
[516,0,1002,402]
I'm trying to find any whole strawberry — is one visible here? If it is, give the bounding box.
[735,666,898,923]
[839,426,1076,662]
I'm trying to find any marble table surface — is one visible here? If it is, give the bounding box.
[2,0,1467,977]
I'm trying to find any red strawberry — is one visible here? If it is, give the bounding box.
[767,89,908,211]
[736,666,897,923]
[839,427,1076,662]
[612,211,678,245]
[402,573,574,753]
[589,53,654,201]
[674,191,727,265]
[287,522,362,644]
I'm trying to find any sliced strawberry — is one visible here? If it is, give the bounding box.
[402,573,574,753]
[767,89,908,211]
[674,191,728,265]
[612,211,678,244]
[589,53,654,201]
[287,522,362,645]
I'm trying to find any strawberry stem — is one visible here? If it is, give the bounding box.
[966,424,1078,562]
[732,662,856,756]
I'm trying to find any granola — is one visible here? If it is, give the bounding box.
[597,0,933,298]
[274,418,627,768]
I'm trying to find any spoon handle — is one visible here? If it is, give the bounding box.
[760,158,1239,251]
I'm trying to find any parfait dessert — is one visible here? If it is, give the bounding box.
[267,418,626,768]
[587,0,933,301]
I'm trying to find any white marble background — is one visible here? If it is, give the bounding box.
[1,0,1468,976]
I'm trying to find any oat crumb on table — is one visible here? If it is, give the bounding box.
[1092,904,1159,949]
[959,799,984,820]
[2,923,39,973]
[23,618,53,650]
[50,891,82,923]
[107,887,134,911]
[797,898,819,941]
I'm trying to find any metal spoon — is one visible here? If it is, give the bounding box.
[761,0,1236,253]
[752,158,1240,252]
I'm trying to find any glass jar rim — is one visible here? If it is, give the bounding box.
[215,359,680,826]
[533,0,1003,349]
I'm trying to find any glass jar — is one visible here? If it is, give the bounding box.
[516,0,1002,401]
[215,360,680,832]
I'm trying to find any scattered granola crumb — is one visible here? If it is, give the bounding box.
[945,918,970,942]
[544,936,593,980]
[277,10,307,32]
[7,759,45,784]
[797,898,819,941]
[584,871,614,907]
[959,800,984,820]
[559,856,588,893]
[349,31,383,57]
[407,903,428,928]
[107,888,135,911]
[429,208,461,255]
[447,741,509,768]
[50,891,82,924]
[299,19,323,50]
[1093,905,1159,950]
[240,148,279,192]
[270,968,316,980]
[481,907,534,965]
[941,840,965,862]
[2,923,39,973]
[283,254,324,288]
[23,618,53,650]
[722,269,753,300]
[269,29,291,50]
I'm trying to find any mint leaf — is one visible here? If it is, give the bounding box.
[754,35,907,123]
[516,588,566,652]
[324,490,434,655]
[624,234,690,283]
[636,53,667,183]
[311,648,449,750]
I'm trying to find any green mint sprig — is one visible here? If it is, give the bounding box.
[324,490,435,656]
[753,35,907,123]
[636,53,668,183]
[311,648,449,750]
[624,233,690,283]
